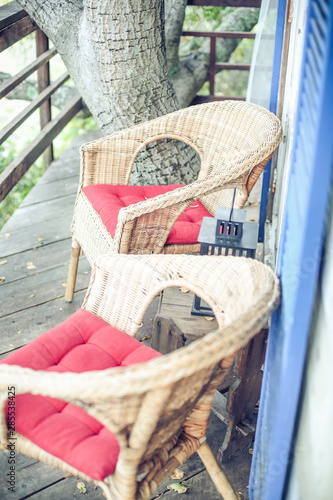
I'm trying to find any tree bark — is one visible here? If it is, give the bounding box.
[165,0,188,74]
[17,0,179,130]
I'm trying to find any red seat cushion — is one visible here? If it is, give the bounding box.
[1,309,161,481]
[83,184,212,245]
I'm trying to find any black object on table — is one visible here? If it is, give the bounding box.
[191,206,259,317]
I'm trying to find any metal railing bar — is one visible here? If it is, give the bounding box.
[181,30,256,39]
[215,62,251,71]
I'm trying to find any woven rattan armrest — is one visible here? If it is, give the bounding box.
[79,135,200,189]
[0,362,163,447]
[78,104,216,188]
[0,365,94,403]
[0,363,155,404]
[114,171,239,253]
[79,135,141,188]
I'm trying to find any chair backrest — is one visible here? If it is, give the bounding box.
[83,253,279,337]
[82,101,282,213]
[80,254,279,488]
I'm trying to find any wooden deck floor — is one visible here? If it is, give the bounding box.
[0,132,252,499]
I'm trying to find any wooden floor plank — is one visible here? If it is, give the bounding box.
[160,305,217,340]
[160,446,251,500]
[0,219,72,257]
[36,160,80,185]
[25,475,105,500]
[160,286,195,306]
[2,193,76,233]
[0,451,64,500]
[159,288,217,340]
[20,175,79,208]
[161,470,223,499]
[0,262,90,317]
[0,239,85,285]
[36,130,102,186]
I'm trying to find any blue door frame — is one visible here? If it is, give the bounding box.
[258,0,287,242]
[250,1,333,498]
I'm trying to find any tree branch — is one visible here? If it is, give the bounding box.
[165,0,188,73]
[171,52,209,108]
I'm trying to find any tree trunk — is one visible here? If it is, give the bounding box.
[17,0,200,184]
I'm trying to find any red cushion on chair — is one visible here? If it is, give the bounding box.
[83,184,212,245]
[1,309,161,481]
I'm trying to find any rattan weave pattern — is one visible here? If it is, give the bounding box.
[0,254,280,499]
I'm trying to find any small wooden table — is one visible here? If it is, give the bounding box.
[152,287,267,462]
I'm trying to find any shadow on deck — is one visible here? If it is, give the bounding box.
[0,132,252,499]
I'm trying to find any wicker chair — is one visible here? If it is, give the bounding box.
[65,101,282,301]
[0,254,280,500]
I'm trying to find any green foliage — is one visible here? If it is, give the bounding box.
[0,141,44,228]
[180,6,228,54]
[53,115,98,157]
[207,36,254,98]
[183,6,226,31]
[230,36,255,64]
[2,32,38,73]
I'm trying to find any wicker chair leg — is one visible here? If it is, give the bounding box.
[65,240,81,303]
[197,442,237,500]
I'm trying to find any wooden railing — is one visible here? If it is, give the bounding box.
[0,1,83,203]
[182,30,256,104]
[185,0,260,103]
